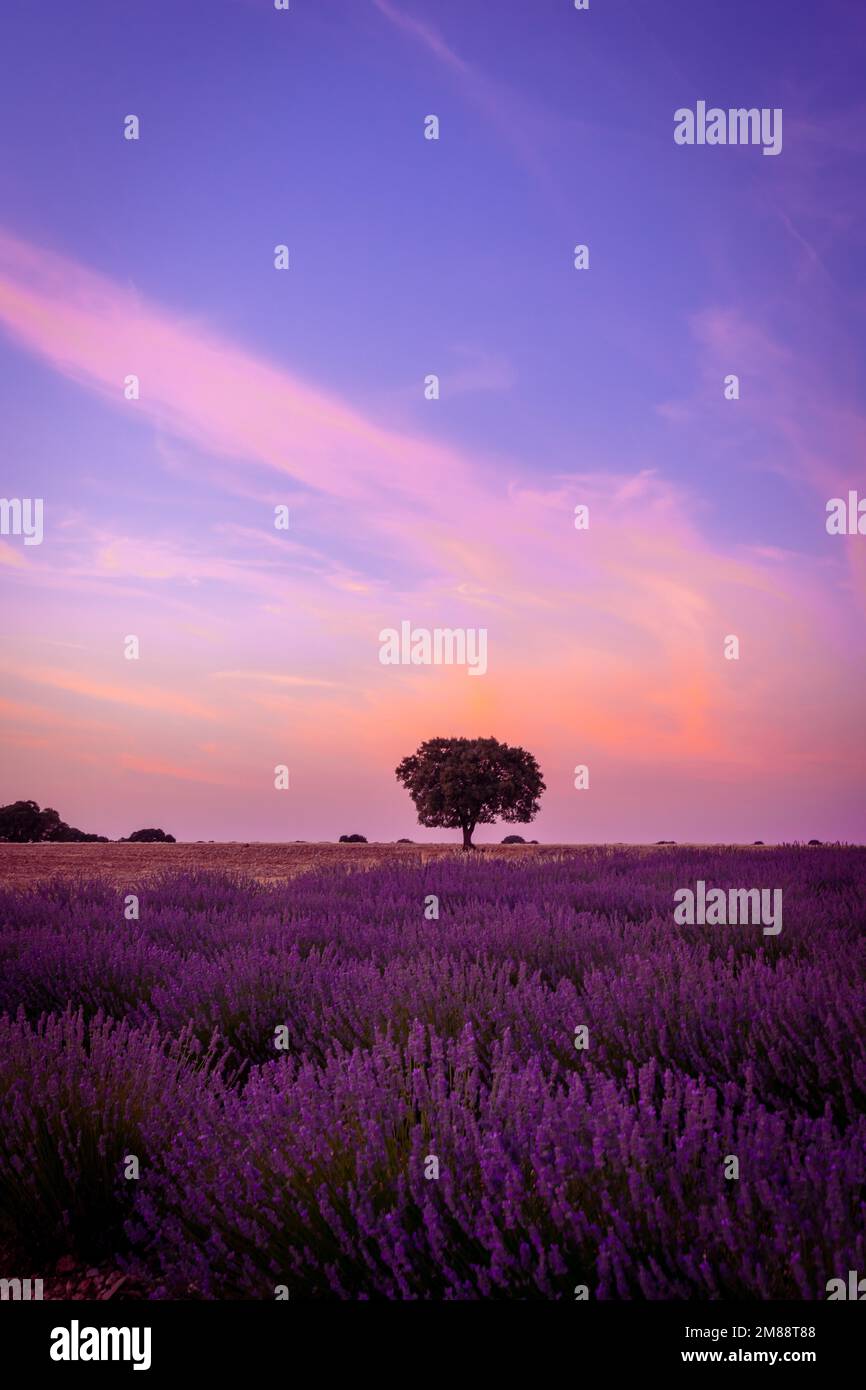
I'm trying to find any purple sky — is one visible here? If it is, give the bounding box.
[0,0,864,843]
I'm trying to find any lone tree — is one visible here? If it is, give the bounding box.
[395,736,545,850]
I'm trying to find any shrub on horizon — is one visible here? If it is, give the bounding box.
[122,829,176,843]
[1,847,864,1298]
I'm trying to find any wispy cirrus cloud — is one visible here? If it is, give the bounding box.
[210,670,345,689]
[370,0,580,191]
[372,0,468,76]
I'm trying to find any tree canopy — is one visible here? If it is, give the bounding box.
[395,737,545,849]
[0,800,108,843]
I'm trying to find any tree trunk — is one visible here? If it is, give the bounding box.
[461,823,475,850]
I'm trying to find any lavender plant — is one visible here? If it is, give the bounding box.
[0,847,863,1297]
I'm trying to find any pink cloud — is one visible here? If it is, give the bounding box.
[118,753,235,787]
[1,663,219,723]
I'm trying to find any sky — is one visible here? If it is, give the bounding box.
[0,0,864,844]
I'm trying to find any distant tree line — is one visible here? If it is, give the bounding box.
[396,736,545,849]
[0,801,174,844]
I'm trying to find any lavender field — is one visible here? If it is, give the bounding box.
[1,845,864,1300]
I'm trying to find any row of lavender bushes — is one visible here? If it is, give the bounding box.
[0,846,864,1298]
